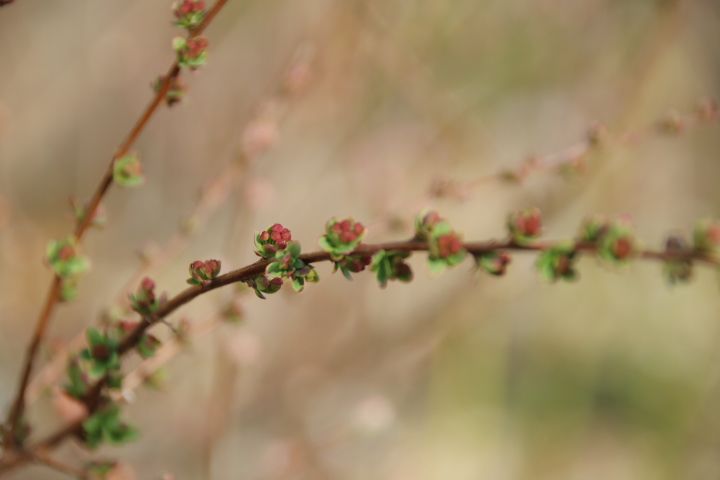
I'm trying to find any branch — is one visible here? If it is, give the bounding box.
[429,99,719,201]
[31,451,89,480]
[3,0,231,448]
[0,218,716,474]
[25,41,316,405]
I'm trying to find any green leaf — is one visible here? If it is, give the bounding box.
[82,406,138,449]
[64,361,87,398]
[428,258,447,273]
[89,362,107,379]
[86,328,103,347]
[59,277,78,302]
[287,241,302,258]
[318,236,334,253]
[430,221,453,238]
[340,266,353,281]
[291,277,304,292]
[172,37,187,51]
[113,154,144,188]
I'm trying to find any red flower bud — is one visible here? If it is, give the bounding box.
[612,236,633,260]
[186,36,209,58]
[58,245,76,261]
[508,208,542,242]
[329,218,365,245]
[437,233,463,258]
[140,277,155,293]
[91,344,111,362]
[188,259,221,285]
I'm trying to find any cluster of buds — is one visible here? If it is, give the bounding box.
[113,153,144,188]
[319,218,366,260]
[693,219,720,253]
[173,36,209,70]
[252,223,318,295]
[475,251,512,276]
[80,328,121,379]
[415,211,467,272]
[255,223,292,259]
[334,253,373,280]
[370,250,413,288]
[46,237,90,278]
[436,232,463,259]
[579,216,635,262]
[246,275,283,299]
[507,208,542,244]
[187,259,221,286]
[414,210,444,240]
[130,277,165,316]
[536,244,578,282]
[82,406,138,450]
[172,0,206,29]
[46,236,91,302]
[265,242,319,293]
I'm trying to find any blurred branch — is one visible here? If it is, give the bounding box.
[429,99,719,201]
[3,0,231,450]
[31,450,89,480]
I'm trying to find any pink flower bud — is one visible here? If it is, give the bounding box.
[612,236,633,260]
[508,208,542,241]
[140,277,155,293]
[437,233,463,258]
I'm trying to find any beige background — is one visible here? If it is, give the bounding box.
[1,0,720,478]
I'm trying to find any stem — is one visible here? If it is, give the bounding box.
[3,0,232,448]
[31,451,89,480]
[0,237,716,474]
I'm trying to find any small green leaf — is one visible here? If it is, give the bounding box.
[428,258,447,274]
[172,37,187,51]
[291,277,304,292]
[113,154,145,188]
[86,328,103,347]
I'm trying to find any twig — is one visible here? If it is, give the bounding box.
[25,40,317,406]
[428,100,719,201]
[0,234,716,473]
[3,0,231,448]
[31,450,88,479]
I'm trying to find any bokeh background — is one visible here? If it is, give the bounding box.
[2,0,720,478]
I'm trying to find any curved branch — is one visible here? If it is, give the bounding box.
[0,236,716,473]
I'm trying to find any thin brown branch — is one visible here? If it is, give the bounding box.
[26,40,318,405]
[3,0,232,448]
[31,450,89,480]
[0,235,716,474]
[429,99,719,201]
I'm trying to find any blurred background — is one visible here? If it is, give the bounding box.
[1,0,720,478]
